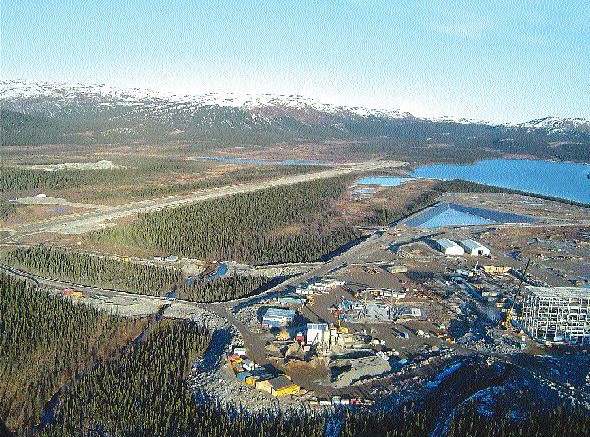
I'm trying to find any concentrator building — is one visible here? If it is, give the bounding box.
[521,286,590,344]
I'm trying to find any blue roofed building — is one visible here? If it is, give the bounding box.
[261,308,296,329]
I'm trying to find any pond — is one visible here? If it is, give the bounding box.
[206,263,228,281]
[355,176,413,187]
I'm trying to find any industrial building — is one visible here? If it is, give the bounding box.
[306,323,329,345]
[261,308,296,329]
[295,278,345,295]
[435,238,465,256]
[521,286,590,344]
[256,375,300,396]
[460,239,491,256]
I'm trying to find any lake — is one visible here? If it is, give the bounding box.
[411,159,590,205]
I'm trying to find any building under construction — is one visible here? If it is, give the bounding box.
[521,286,590,344]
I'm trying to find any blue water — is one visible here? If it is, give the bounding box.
[206,263,228,281]
[355,176,413,186]
[196,156,333,166]
[404,202,535,228]
[418,208,496,228]
[411,159,590,205]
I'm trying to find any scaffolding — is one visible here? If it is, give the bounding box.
[521,286,590,344]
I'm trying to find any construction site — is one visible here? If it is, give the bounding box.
[521,286,590,344]
[199,188,590,408]
[2,163,589,414]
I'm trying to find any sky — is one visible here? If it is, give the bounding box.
[2,0,589,123]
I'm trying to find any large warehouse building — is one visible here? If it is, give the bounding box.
[460,239,491,256]
[435,238,464,256]
[521,286,590,344]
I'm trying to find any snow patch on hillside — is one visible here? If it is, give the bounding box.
[0,79,412,120]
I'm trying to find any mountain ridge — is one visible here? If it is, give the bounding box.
[0,79,414,121]
[3,79,588,132]
[1,79,589,164]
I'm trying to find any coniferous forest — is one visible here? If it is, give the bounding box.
[3,246,272,302]
[0,273,145,432]
[38,321,327,437]
[93,177,359,264]
[0,160,317,201]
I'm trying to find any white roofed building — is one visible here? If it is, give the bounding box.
[435,238,464,256]
[306,323,329,345]
[460,239,491,256]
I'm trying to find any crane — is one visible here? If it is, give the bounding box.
[502,259,530,330]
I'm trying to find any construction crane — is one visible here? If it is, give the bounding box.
[502,259,530,330]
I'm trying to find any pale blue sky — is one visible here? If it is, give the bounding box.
[2,1,589,122]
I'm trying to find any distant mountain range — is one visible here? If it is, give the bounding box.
[1,79,589,163]
[518,116,590,134]
[0,79,415,120]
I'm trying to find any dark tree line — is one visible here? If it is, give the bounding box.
[4,246,180,295]
[447,404,590,437]
[3,246,273,302]
[0,157,213,196]
[0,199,17,219]
[0,166,127,193]
[39,321,326,437]
[0,272,144,432]
[0,159,318,203]
[340,404,590,437]
[94,176,359,264]
[177,273,272,302]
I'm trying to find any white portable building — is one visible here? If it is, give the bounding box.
[306,323,329,345]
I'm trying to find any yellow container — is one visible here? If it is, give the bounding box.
[245,376,258,386]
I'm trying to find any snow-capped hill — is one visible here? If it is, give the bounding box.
[3,79,588,150]
[0,79,155,103]
[0,79,412,121]
[519,116,590,134]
